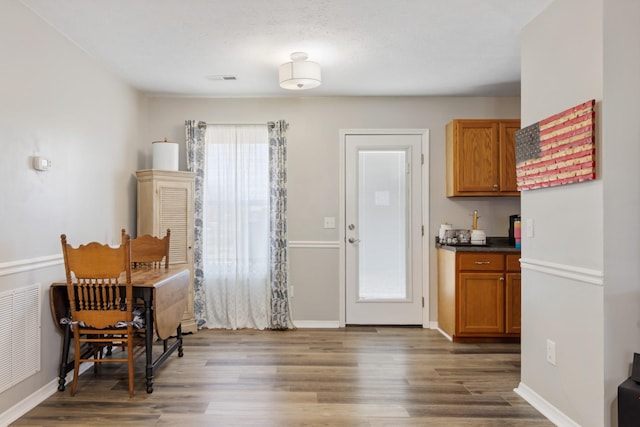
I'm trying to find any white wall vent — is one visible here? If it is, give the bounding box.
[0,283,41,394]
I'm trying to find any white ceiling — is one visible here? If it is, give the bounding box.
[20,0,553,98]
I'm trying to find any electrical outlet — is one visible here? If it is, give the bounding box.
[290,285,294,297]
[546,339,556,366]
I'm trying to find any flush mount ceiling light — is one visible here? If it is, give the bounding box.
[279,52,321,90]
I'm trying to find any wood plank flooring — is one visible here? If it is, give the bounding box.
[12,327,553,426]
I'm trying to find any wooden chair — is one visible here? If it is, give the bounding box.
[60,233,145,397]
[122,229,171,341]
[122,228,170,269]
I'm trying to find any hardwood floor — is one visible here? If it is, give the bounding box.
[12,327,553,426]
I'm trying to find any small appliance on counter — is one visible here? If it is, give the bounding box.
[470,229,486,245]
[470,210,486,245]
[441,228,471,245]
[439,223,453,241]
[508,214,521,246]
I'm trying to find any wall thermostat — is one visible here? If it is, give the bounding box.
[33,156,52,171]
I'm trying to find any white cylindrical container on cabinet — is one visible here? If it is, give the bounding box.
[152,138,179,171]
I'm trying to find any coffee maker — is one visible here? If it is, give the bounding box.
[508,214,521,246]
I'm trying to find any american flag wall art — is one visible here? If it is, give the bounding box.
[515,99,596,191]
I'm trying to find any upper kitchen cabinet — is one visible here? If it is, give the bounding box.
[446,119,521,197]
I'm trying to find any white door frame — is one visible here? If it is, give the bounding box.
[339,129,430,327]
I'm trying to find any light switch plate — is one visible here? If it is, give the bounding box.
[526,219,534,237]
[323,217,336,229]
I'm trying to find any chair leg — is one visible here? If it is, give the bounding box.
[71,332,81,396]
[93,342,100,376]
[127,330,134,397]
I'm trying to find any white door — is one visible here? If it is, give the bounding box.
[345,133,423,325]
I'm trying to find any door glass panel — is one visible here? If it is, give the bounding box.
[358,150,408,300]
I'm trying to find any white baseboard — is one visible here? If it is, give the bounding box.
[436,327,453,341]
[514,382,580,427]
[293,320,341,328]
[0,379,57,427]
[0,363,90,427]
[429,322,453,341]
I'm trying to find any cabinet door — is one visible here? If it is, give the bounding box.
[137,170,197,333]
[455,120,499,193]
[157,181,193,266]
[505,273,521,334]
[457,272,505,335]
[499,121,521,194]
[157,181,195,327]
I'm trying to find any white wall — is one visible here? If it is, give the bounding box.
[602,0,640,426]
[144,96,522,323]
[0,1,144,417]
[518,0,640,425]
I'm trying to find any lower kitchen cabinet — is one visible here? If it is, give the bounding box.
[437,249,521,342]
[459,271,505,335]
[505,275,521,334]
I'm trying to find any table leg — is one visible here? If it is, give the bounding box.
[144,297,154,393]
[177,324,184,357]
[57,324,71,392]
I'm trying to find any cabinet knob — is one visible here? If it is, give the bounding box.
[499,277,505,281]
[493,184,499,189]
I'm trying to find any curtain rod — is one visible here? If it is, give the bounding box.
[203,121,288,130]
[205,122,266,126]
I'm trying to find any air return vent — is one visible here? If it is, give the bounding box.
[206,75,238,81]
[0,284,41,393]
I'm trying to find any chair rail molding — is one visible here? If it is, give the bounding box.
[0,255,63,277]
[288,240,340,249]
[519,257,603,286]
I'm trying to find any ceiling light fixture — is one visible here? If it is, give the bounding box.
[279,52,321,90]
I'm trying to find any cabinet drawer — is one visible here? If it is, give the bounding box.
[458,253,504,271]
[506,254,521,272]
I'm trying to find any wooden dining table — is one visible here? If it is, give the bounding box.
[50,265,191,393]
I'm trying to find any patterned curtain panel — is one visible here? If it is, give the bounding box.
[185,120,207,327]
[268,120,294,329]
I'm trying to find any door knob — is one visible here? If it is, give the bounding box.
[348,237,360,244]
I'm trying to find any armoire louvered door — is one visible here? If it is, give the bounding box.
[136,169,197,334]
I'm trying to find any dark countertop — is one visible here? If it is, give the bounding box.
[435,236,521,253]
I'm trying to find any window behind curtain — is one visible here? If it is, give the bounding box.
[202,124,270,329]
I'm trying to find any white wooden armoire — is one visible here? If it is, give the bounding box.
[136,169,197,334]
